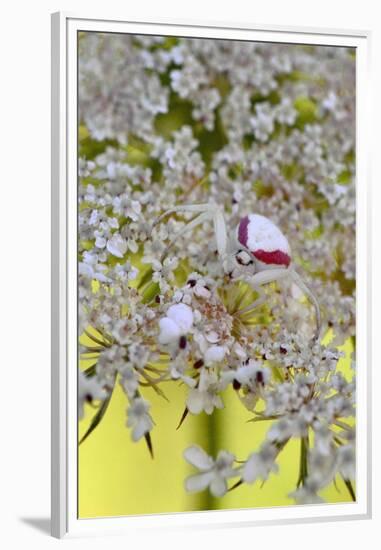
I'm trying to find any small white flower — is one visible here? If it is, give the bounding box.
[158,303,194,345]
[78,371,107,420]
[274,97,297,126]
[114,261,139,282]
[112,318,139,344]
[184,445,237,497]
[146,257,179,294]
[313,422,333,456]
[337,444,355,480]
[79,251,112,283]
[112,196,142,221]
[186,370,223,415]
[119,364,139,398]
[307,448,337,487]
[129,343,150,367]
[204,345,226,366]
[243,443,279,484]
[95,235,107,249]
[167,303,194,332]
[186,275,212,299]
[158,317,181,344]
[322,91,337,112]
[205,331,220,344]
[235,360,271,388]
[289,480,325,505]
[126,397,153,442]
[106,233,128,258]
[267,418,296,443]
[250,102,275,142]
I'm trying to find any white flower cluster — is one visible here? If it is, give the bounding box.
[78,33,356,505]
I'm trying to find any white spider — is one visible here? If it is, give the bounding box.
[153,203,321,342]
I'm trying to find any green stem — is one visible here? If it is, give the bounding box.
[141,282,160,303]
[83,328,111,348]
[297,435,309,488]
[342,476,356,502]
[137,267,153,290]
[206,411,218,510]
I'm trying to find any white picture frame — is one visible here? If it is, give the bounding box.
[51,11,372,539]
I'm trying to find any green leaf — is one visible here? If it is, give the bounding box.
[137,267,154,290]
[142,282,160,304]
[294,96,318,127]
[79,134,119,160]
[154,93,193,138]
[337,169,352,185]
[194,109,228,168]
[251,89,281,106]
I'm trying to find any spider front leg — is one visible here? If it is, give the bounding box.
[245,267,321,342]
[153,203,229,263]
[242,268,289,317]
[289,268,321,342]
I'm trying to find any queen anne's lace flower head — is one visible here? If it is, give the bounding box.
[78,32,356,506]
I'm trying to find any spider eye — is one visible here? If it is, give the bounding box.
[236,250,253,266]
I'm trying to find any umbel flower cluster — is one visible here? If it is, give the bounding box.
[78,32,356,505]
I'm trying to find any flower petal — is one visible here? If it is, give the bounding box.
[107,233,128,258]
[158,317,181,344]
[132,417,152,442]
[204,345,226,366]
[167,303,194,332]
[186,389,205,415]
[185,472,213,493]
[210,475,227,498]
[184,445,214,470]
[242,455,259,484]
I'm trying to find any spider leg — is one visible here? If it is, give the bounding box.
[160,211,212,260]
[242,268,288,313]
[246,267,291,288]
[153,204,213,229]
[155,203,229,263]
[212,208,228,259]
[245,267,321,342]
[289,269,321,342]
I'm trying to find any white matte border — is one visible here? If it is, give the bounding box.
[51,11,371,539]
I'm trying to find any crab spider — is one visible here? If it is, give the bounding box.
[153,203,321,342]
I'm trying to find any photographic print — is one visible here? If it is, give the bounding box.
[77,30,356,519]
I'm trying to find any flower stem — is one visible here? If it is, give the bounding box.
[297,435,309,488]
[342,476,356,502]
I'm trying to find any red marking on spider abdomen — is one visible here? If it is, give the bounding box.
[253,249,291,267]
[237,216,250,247]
